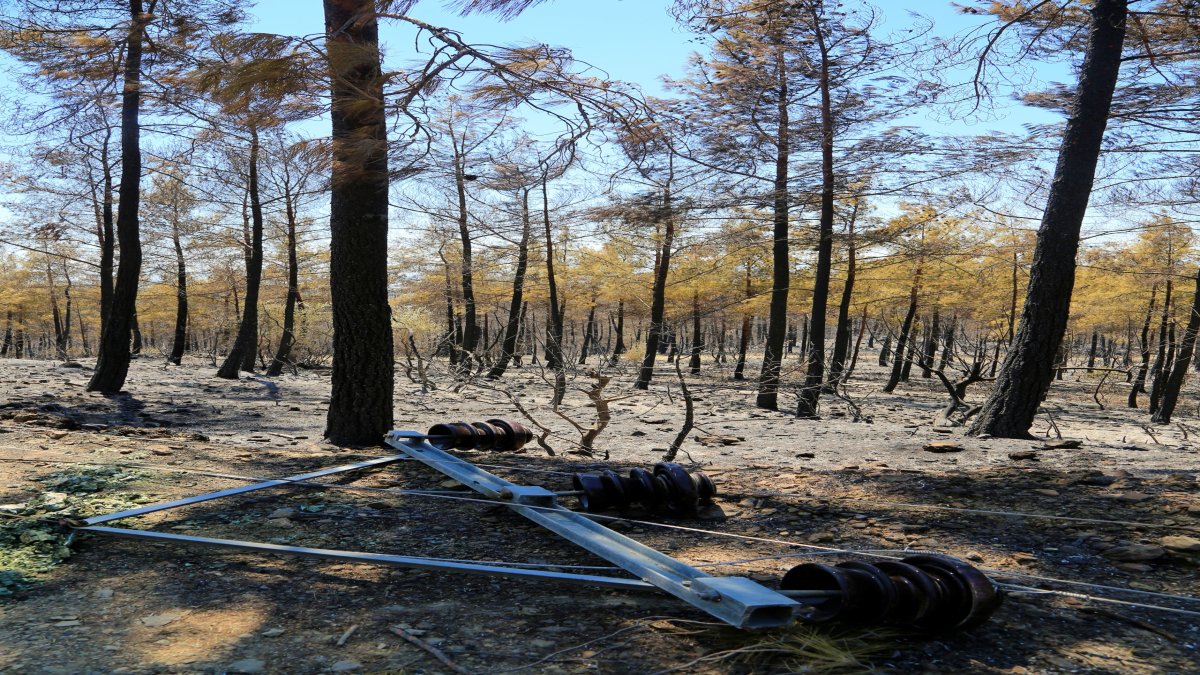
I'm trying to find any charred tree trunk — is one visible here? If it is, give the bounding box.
[689,289,702,375]
[90,127,116,337]
[218,127,265,379]
[921,309,939,378]
[88,0,147,393]
[635,188,674,390]
[796,13,836,418]
[828,205,857,386]
[1,311,12,357]
[267,183,303,376]
[322,0,394,445]
[884,272,920,393]
[733,266,752,381]
[130,311,142,356]
[756,42,791,411]
[168,205,188,366]
[1148,277,1173,414]
[939,315,956,371]
[612,298,626,357]
[541,176,567,405]
[453,141,479,367]
[1155,267,1200,423]
[1129,285,1156,406]
[487,189,532,379]
[578,304,596,365]
[969,0,1128,438]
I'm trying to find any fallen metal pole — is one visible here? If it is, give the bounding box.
[82,454,410,526]
[77,525,655,591]
[385,431,800,629]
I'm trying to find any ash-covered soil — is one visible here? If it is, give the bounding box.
[0,354,1197,674]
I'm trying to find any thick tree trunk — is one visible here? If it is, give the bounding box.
[218,127,265,379]
[322,0,394,445]
[487,189,531,379]
[267,184,302,376]
[635,189,674,390]
[756,44,790,411]
[969,0,1128,438]
[168,213,188,366]
[1155,268,1200,423]
[88,1,146,393]
[796,11,836,418]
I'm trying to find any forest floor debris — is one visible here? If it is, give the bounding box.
[0,356,1197,673]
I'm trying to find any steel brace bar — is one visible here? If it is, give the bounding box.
[385,431,800,629]
[82,454,412,526]
[78,452,654,591]
[78,526,655,591]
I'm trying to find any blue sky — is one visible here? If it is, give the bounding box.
[245,0,1068,134]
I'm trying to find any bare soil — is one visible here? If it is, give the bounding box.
[0,354,1198,674]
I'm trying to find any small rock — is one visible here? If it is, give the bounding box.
[139,612,182,628]
[630,430,647,437]
[149,446,173,456]
[49,431,68,440]
[1114,492,1153,503]
[1008,451,1039,461]
[330,660,362,672]
[267,508,297,520]
[1032,488,1059,497]
[695,434,741,446]
[1161,535,1200,553]
[923,442,964,453]
[1102,544,1166,562]
[226,659,266,674]
[796,452,815,459]
[1123,443,1168,452]
[260,628,286,637]
[94,588,114,600]
[1042,438,1083,449]
[53,620,81,627]
[1115,562,1154,572]
[1012,552,1038,565]
[696,503,729,521]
